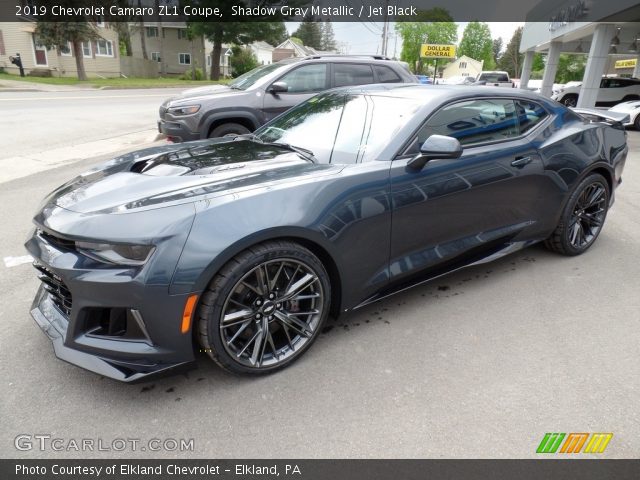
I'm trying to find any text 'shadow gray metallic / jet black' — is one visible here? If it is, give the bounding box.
[26,85,628,381]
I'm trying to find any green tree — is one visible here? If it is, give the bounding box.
[458,22,494,69]
[190,4,291,80]
[230,46,259,77]
[555,54,587,83]
[35,22,101,81]
[292,15,322,50]
[320,21,337,51]
[395,9,457,74]
[267,22,288,47]
[497,26,523,78]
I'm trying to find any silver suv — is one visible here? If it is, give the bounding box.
[157,55,416,142]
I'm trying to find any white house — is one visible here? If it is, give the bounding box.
[249,41,274,65]
[442,55,484,80]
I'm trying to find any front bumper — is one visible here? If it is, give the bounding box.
[26,224,199,382]
[157,118,201,142]
[31,286,194,382]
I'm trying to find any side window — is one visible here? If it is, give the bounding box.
[331,95,368,164]
[515,100,548,134]
[373,65,402,83]
[416,99,519,148]
[333,63,374,87]
[278,64,327,93]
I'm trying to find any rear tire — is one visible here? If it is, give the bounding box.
[209,122,251,138]
[544,173,610,256]
[197,241,331,375]
[562,94,578,107]
[633,114,640,130]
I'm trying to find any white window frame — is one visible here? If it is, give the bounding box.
[460,62,467,69]
[146,26,159,38]
[95,39,114,57]
[177,29,188,40]
[81,41,92,58]
[60,41,72,56]
[207,55,211,66]
[179,53,191,65]
[32,35,48,67]
[151,51,161,63]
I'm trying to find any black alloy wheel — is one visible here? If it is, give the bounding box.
[197,241,330,374]
[545,173,610,256]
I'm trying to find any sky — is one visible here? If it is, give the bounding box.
[285,22,523,56]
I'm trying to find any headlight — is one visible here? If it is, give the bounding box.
[76,241,155,266]
[167,105,201,116]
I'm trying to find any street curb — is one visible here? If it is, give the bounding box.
[0,88,40,92]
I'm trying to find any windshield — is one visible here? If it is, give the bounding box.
[229,62,284,90]
[254,92,419,164]
[479,73,509,82]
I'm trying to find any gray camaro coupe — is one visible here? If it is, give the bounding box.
[26,85,628,381]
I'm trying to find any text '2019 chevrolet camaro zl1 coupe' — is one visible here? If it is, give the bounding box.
[26,85,628,381]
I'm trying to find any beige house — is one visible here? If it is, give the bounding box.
[272,39,338,62]
[0,20,120,77]
[129,22,231,77]
[442,55,484,80]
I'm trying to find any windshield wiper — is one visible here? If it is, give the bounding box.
[232,135,317,163]
[268,142,317,164]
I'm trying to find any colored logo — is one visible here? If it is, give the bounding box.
[536,433,613,454]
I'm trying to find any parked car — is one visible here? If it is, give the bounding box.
[28,85,628,381]
[415,74,433,84]
[520,79,566,94]
[609,99,640,129]
[158,55,416,142]
[439,75,479,85]
[476,71,514,87]
[552,77,640,107]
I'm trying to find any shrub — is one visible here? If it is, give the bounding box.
[230,46,259,77]
[180,67,204,81]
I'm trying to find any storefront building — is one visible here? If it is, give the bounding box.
[520,0,640,107]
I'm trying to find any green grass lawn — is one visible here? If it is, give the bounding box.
[0,73,229,89]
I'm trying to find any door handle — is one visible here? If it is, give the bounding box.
[511,156,532,168]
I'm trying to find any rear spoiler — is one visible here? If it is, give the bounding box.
[571,108,629,125]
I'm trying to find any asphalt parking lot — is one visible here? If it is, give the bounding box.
[0,132,638,459]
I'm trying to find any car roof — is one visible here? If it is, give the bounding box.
[332,84,550,103]
[278,55,406,66]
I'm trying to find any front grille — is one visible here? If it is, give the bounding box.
[34,263,72,317]
[38,229,75,251]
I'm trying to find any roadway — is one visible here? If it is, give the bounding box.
[0,88,178,183]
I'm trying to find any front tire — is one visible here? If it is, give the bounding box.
[209,122,251,138]
[544,173,610,256]
[197,241,331,375]
[562,94,578,107]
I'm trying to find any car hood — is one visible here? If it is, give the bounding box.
[610,100,640,112]
[45,139,342,214]
[164,84,245,106]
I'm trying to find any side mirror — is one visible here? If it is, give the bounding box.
[407,135,462,171]
[268,82,288,94]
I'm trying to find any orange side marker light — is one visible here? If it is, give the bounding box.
[181,294,198,333]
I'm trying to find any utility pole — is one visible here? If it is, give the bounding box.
[381,0,389,56]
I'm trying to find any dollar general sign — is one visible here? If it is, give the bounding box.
[420,44,456,58]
